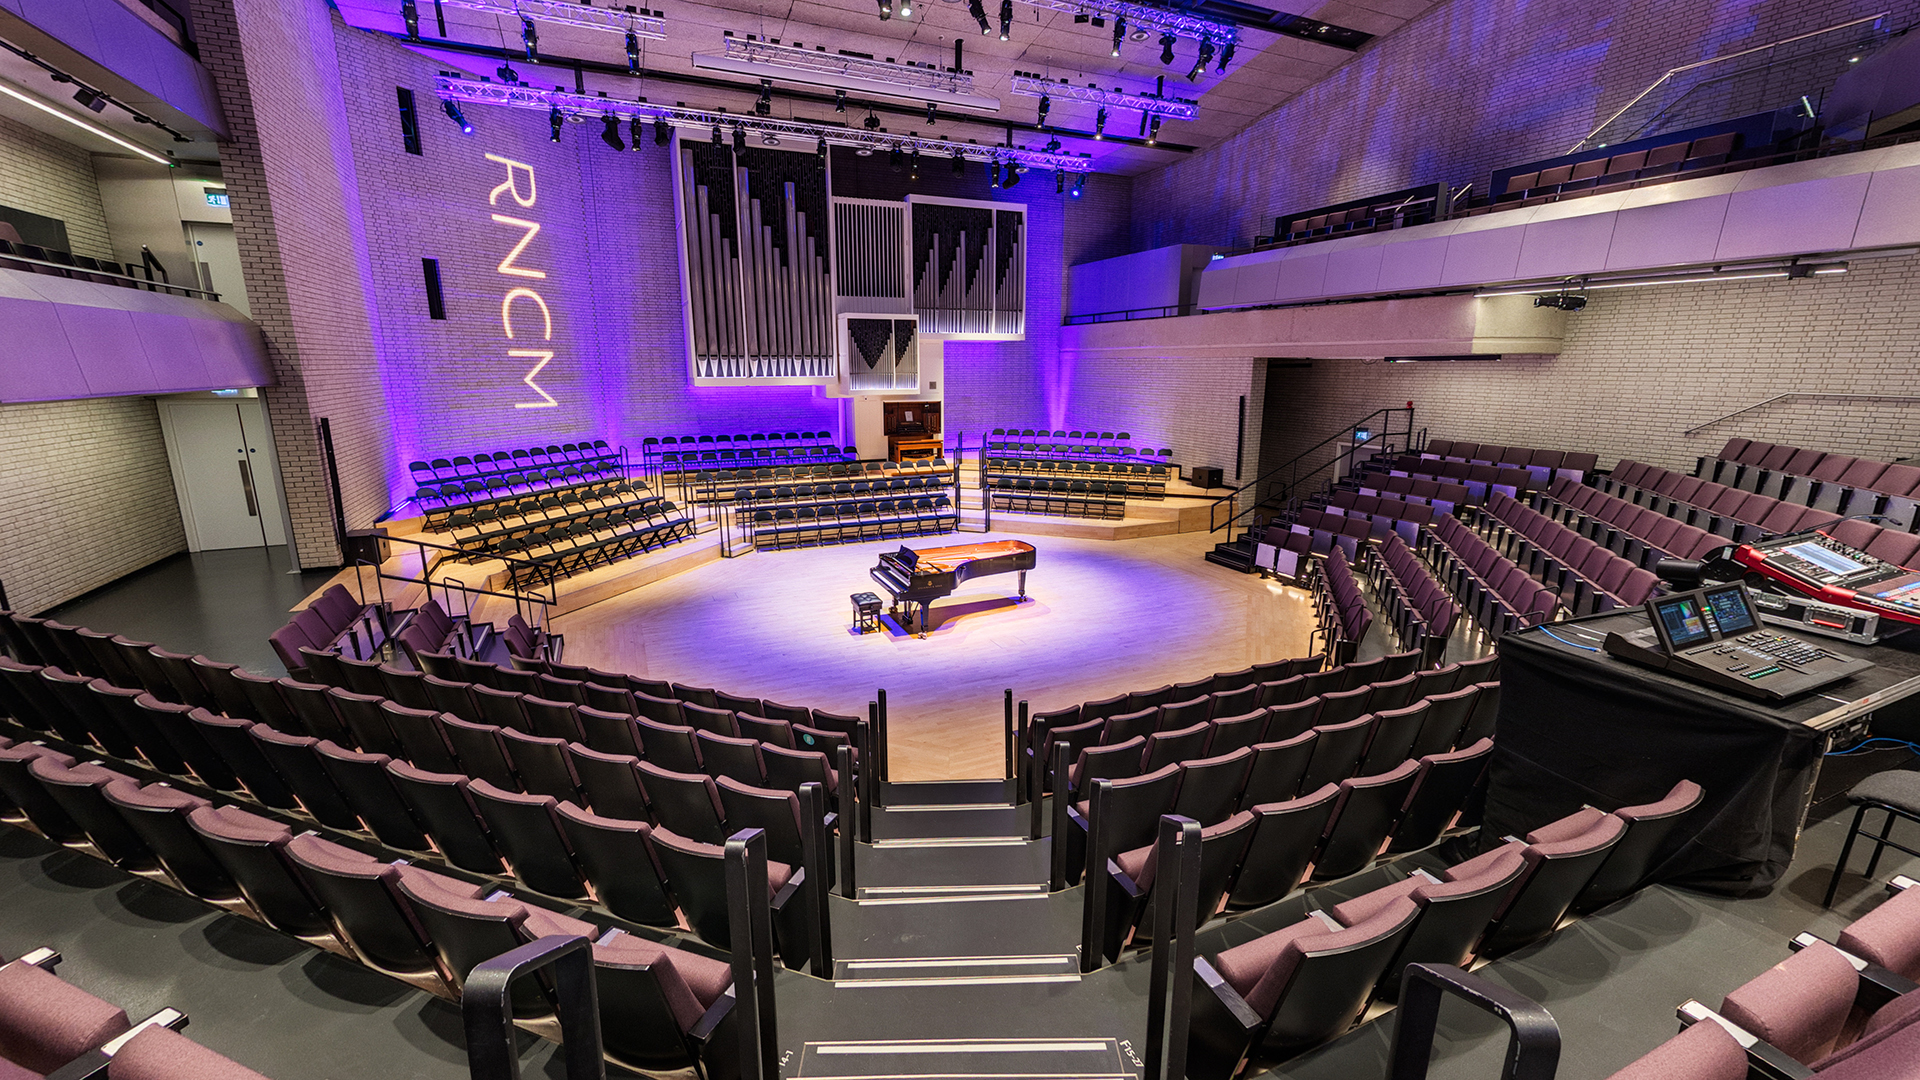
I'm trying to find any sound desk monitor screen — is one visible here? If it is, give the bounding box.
[1779,541,1869,577]
[1654,595,1713,649]
[1703,585,1758,635]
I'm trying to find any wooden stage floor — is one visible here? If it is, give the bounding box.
[552,529,1315,781]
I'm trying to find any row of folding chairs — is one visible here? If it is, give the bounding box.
[0,944,268,1079]
[988,477,1129,519]
[499,504,695,589]
[1308,548,1372,665]
[752,497,958,549]
[1187,783,1701,1077]
[427,477,648,537]
[983,458,1170,497]
[1535,480,1757,567]
[656,446,854,474]
[1073,734,1499,968]
[992,427,1135,442]
[1421,440,1598,483]
[413,463,630,522]
[460,495,671,562]
[1420,515,1559,637]
[646,430,833,447]
[447,488,664,550]
[730,475,951,510]
[0,736,744,1078]
[1627,871,1920,1080]
[1697,437,1920,529]
[1360,534,1459,662]
[1476,493,1661,614]
[702,457,954,486]
[983,440,1173,465]
[408,440,621,487]
[0,657,829,978]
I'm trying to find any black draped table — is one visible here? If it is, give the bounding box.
[1485,608,1920,897]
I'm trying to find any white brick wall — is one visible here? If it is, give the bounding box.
[0,114,115,260]
[0,397,186,614]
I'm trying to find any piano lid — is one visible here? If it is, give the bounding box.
[898,540,1037,574]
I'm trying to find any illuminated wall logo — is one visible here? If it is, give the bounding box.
[486,152,558,409]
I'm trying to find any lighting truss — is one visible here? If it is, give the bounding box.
[437,0,665,41]
[1016,0,1235,46]
[434,74,1091,171]
[692,35,999,110]
[1007,74,1195,120]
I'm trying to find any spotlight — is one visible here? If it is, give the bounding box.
[1002,161,1019,188]
[1147,115,1161,144]
[755,79,772,117]
[1070,173,1085,198]
[625,31,642,73]
[909,147,920,180]
[732,124,747,153]
[521,17,539,60]
[402,0,420,39]
[549,104,563,141]
[877,0,891,20]
[1055,168,1064,193]
[1094,107,1107,138]
[998,0,1011,40]
[863,111,880,130]
[951,149,964,175]
[1218,40,1235,71]
[443,99,473,134]
[1036,94,1050,125]
[711,123,723,147]
[654,117,671,145]
[889,142,903,171]
[969,0,991,34]
[899,0,912,15]
[926,101,938,125]
[1046,136,1062,152]
[817,137,829,164]
[497,64,520,83]
[1189,37,1214,81]
[1111,18,1125,56]
[629,114,644,150]
[988,158,1000,188]
[1533,294,1587,311]
[855,144,872,156]
[761,132,779,146]
[601,114,625,151]
[1160,33,1177,65]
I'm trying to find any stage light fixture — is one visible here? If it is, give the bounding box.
[1094,107,1107,138]
[755,79,773,116]
[863,111,881,130]
[835,89,847,113]
[970,0,992,33]
[998,0,1012,40]
[889,142,903,171]
[1160,33,1176,65]
[926,101,937,125]
[899,0,912,15]
[1188,37,1214,80]
[877,0,892,19]
[951,149,964,174]
[732,123,747,153]
[817,136,828,159]
[1070,173,1085,198]
[1002,161,1020,187]
[497,64,520,83]
[1036,94,1050,125]
[549,104,563,140]
[626,30,640,72]
[988,157,1000,187]
[402,0,420,39]
[762,131,780,145]
[629,114,644,149]
[601,114,625,150]
[443,99,473,133]
[1112,18,1125,56]
[1218,40,1235,70]
[1147,115,1160,143]
[521,17,539,59]
[711,123,723,147]
[1055,168,1064,193]
[909,147,920,179]
[655,117,671,144]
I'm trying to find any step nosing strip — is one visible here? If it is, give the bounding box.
[883,803,1017,812]
[869,837,1030,848]
[855,893,1049,906]
[840,956,1077,969]
[827,974,1084,987]
[810,1040,1113,1053]
[858,884,1048,896]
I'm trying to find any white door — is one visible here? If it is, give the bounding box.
[160,400,286,550]
[185,222,251,317]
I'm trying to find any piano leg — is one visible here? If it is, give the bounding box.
[1018,570,1028,600]
[918,601,930,638]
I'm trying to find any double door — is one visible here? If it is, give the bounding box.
[158,398,286,550]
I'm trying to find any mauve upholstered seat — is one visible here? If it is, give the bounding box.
[108,1025,271,1080]
[1602,1020,1746,1080]
[1839,883,1920,980]
[0,960,130,1074]
[1717,939,1858,1064]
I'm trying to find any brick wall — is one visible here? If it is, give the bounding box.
[1260,252,1920,483]
[0,114,114,260]
[0,398,185,614]
[1130,0,1920,249]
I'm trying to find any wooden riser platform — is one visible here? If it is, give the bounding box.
[984,496,1215,540]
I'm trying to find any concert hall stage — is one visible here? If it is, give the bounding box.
[551,529,1315,781]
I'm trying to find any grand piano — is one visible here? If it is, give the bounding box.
[870,540,1037,635]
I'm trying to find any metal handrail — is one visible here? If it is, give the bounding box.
[1683,392,1920,436]
[1208,406,1416,534]
[371,531,559,629]
[1063,304,1192,325]
[1569,12,1890,152]
[1,249,221,300]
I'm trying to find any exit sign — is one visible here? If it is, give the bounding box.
[204,188,229,208]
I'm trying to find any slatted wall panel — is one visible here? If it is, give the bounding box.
[677,142,836,382]
[843,316,920,393]
[907,196,1026,339]
[831,198,910,314]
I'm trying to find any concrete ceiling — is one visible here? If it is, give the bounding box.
[333,0,1440,175]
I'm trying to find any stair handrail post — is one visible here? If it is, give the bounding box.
[858,716,876,842]
[1079,777,1113,972]
[798,781,833,977]
[1208,405,1415,536]
[1047,739,1071,886]
[876,688,889,786]
[1144,814,1202,1080]
[837,743,858,898]
[724,828,779,1080]
[461,934,604,1080]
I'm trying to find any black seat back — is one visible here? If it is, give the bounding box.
[1228,783,1339,909]
[636,760,727,844]
[1299,716,1372,793]
[380,702,460,773]
[1412,686,1480,757]
[386,762,504,874]
[555,803,676,926]
[1171,748,1254,826]
[440,716,521,792]
[1313,760,1422,880]
[314,740,430,849]
[468,778,589,898]
[187,805,329,936]
[499,727,580,802]
[564,744,651,821]
[189,711,298,807]
[249,726,360,828]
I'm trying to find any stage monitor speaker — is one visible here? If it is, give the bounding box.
[1190,466,1222,489]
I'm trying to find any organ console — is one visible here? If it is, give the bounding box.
[869,540,1037,636]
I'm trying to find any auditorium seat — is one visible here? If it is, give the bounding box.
[187,712,299,808]
[30,757,155,869]
[1142,722,1211,772]
[0,952,133,1075]
[1227,783,1340,909]
[386,762,505,874]
[637,717,705,774]
[1389,739,1495,853]
[1298,716,1372,794]
[378,702,460,773]
[498,728,579,801]
[248,727,361,829]
[636,761,728,844]
[395,873,595,1017]
[696,730,766,785]
[467,779,590,898]
[1324,840,1527,997]
[1477,810,1626,957]
[564,743,650,820]
[1205,712,1268,757]
[100,781,236,902]
[1102,810,1255,961]
[1836,877,1920,980]
[716,776,832,885]
[590,928,736,1074]
[1572,779,1705,913]
[314,741,431,850]
[554,803,678,926]
[105,1023,276,1080]
[439,716,522,792]
[284,835,453,988]
[647,826,810,969]
[186,805,332,939]
[1169,748,1255,826]
[1312,760,1422,880]
[1359,703,1427,774]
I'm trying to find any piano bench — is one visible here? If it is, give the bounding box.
[852,591,884,634]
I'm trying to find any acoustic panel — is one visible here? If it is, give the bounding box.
[676,139,836,383]
[907,195,1025,338]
